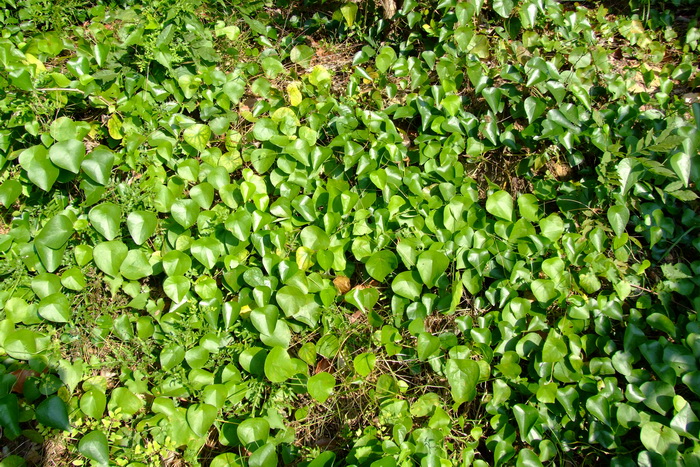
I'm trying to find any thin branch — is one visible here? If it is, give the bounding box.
[35,87,85,94]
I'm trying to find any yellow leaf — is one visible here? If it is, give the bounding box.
[287,83,302,106]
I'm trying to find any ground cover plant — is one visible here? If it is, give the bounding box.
[0,0,700,465]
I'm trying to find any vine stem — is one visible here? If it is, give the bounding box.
[35,87,85,93]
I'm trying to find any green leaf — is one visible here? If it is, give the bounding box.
[290,45,314,67]
[250,306,278,336]
[78,431,109,466]
[190,237,224,269]
[340,2,359,27]
[492,0,514,17]
[38,293,72,323]
[670,152,692,187]
[365,250,398,282]
[0,180,22,207]
[36,395,70,431]
[80,389,106,419]
[36,214,74,249]
[416,250,450,288]
[417,333,441,361]
[516,449,543,467]
[162,251,192,276]
[353,353,376,377]
[127,211,157,245]
[307,372,335,404]
[524,97,545,124]
[253,119,278,141]
[238,417,270,446]
[531,279,558,304]
[249,444,277,467]
[183,124,212,152]
[640,381,675,415]
[120,250,153,280]
[300,225,330,250]
[93,241,128,278]
[640,421,681,455]
[89,203,121,241]
[49,139,85,174]
[392,270,423,300]
[617,158,643,195]
[276,285,320,327]
[163,275,190,302]
[517,193,539,222]
[486,190,513,221]
[187,403,218,437]
[61,267,86,291]
[345,287,379,312]
[19,145,59,191]
[81,147,114,185]
[171,199,199,229]
[264,347,297,383]
[607,205,630,237]
[542,330,567,362]
[539,214,564,241]
[0,394,22,440]
[107,387,143,416]
[3,329,48,360]
[445,358,479,406]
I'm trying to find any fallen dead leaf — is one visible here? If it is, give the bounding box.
[333,276,351,294]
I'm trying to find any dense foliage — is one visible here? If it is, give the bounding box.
[1,0,699,465]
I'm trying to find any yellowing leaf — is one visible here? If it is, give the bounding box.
[287,83,302,106]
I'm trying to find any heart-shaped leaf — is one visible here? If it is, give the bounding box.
[89,203,121,241]
[308,372,335,404]
[416,250,450,288]
[49,139,85,173]
[78,431,109,466]
[365,250,398,282]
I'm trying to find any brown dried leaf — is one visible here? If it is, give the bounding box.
[333,276,351,294]
[314,357,332,374]
[11,369,40,393]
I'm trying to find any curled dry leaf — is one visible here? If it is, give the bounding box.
[314,357,332,375]
[333,276,351,294]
